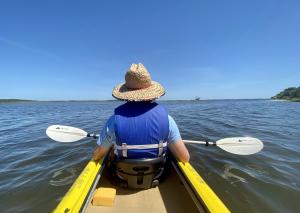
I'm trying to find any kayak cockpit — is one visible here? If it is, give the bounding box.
[53,150,229,213]
[85,165,202,213]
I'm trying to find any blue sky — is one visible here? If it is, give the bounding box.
[0,0,299,100]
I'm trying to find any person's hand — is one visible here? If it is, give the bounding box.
[92,146,108,161]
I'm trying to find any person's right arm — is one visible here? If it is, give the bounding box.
[167,115,190,163]
[168,140,190,163]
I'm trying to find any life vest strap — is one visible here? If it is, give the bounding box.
[158,140,164,156]
[117,142,168,157]
[122,143,127,157]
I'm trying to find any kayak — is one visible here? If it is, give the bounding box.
[46,124,263,213]
[53,149,230,213]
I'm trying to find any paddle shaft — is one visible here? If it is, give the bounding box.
[46,125,263,155]
[86,133,216,146]
[183,140,216,146]
[87,133,99,139]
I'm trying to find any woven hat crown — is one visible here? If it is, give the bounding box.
[112,63,165,101]
[125,63,152,89]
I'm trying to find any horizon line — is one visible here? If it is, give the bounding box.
[0,98,270,102]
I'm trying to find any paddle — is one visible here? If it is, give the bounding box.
[46,125,99,142]
[183,138,263,155]
[46,125,263,155]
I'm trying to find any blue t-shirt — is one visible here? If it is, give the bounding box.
[97,115,182,148]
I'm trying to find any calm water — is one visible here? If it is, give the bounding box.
[0,100,299,213]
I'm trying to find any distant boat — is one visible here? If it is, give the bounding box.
[194,97,200,101]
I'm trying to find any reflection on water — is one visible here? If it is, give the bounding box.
[222,164,269,184]
[0,100,300,212]
[222,164,247,184]
[50,168,77,187]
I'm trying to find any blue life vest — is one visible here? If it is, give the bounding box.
[114,102,169,159]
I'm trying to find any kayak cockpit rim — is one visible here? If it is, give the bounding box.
[80,150,111,212]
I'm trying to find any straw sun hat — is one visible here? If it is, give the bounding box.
[112,63,165,101]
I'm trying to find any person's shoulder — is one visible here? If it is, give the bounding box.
[103,115,115,128]
[168,114,176,124]
[108,114,115,121]
[167,114,174,120]
[154,102,168,111]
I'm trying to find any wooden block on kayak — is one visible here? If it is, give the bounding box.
[92,187,116,207]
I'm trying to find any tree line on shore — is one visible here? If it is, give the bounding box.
[271,87,300,101]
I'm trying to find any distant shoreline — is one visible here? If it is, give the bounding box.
[0,98,270,103]
[271,97,300,102]
[0,99,34,103]
[271,87,300,102]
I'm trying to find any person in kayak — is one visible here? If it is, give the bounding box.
[93,63,190,163]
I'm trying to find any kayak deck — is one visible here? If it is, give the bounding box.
[85,168,201,213]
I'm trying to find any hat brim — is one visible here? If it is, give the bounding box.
[112,81,165,101]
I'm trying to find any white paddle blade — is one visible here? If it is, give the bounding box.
[216,137,263,155]
[46,125,88,142]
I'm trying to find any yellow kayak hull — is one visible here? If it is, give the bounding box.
[53,158,105,213]
[53,152,230,213]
